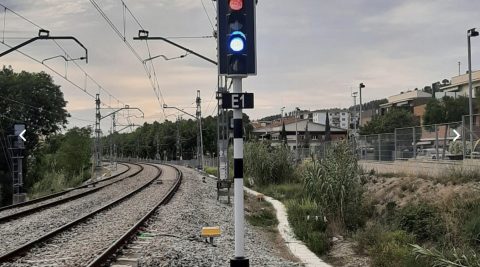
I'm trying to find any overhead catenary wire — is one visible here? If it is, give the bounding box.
[89,0,168,119]
[0,3,125,110]
[200,0,215,31]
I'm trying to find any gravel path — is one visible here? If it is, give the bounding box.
[1,164,178,267]
[0,163,130,218]
[0,163,151,255]
[137,166,302,267]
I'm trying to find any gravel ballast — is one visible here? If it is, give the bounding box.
[0,163,151,255]
[137,166,302,267]
[0,164,178,267]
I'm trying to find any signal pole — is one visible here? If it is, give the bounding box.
[196,90,204,170]
[94,94,101,179]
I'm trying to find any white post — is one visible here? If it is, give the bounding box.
[232,77,245,260]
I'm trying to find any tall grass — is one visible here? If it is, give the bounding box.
[244,142,296,185]
[302,141,364,231]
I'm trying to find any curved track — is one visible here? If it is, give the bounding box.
[0,163,182,267]
[0,163,131,213]
[0,163,142,222]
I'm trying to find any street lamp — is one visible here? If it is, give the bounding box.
[359,83,365,127]
[468,28,478,159]
[295,107,300,161]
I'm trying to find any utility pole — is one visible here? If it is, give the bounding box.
[467,28,479,159]
[176,116,181,161]
[94,94,101,179]
[196,90,204,170]
[459,61,461,76]
[352,92,358,136]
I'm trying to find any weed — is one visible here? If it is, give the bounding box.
[204,166,218,177]
[397,203,445,242]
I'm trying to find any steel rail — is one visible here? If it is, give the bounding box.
[0,163,130,212]
[86,163,182,267]
[0,163,143,223]
[0,163,163,263]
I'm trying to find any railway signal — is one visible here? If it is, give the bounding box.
[218,1,257,266]
[218,0,256,76]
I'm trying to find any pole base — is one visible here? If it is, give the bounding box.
[230,257,249,267]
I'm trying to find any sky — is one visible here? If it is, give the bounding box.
[1,0,480,133]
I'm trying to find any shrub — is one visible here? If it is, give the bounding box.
[302,141,364,231]
[204,166,218,177]
[286,198,330,255]
[461,199,480,246]
[370,230,423,267]
[397,203,445,242]
[244,142,296,185]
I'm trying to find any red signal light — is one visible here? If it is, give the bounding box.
[229,0,243,11]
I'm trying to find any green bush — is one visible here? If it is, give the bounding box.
[204,166,218,177]
[461,200,480,246]
[302,141,364,231]
[286,198,330,255]
[255,183,303,202]
[370,230,424,267]
[244,142,296,185]
[397,203,445,242]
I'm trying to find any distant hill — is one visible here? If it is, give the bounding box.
[259,114,281,121]
[349,98,387,111]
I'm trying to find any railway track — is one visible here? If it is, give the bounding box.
[0,162,142,222]
[0,163,182,267]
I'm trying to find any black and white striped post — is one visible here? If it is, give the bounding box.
[232,77,247,266]
[221,89,254,267]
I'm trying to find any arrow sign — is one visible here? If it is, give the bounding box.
[19,129,26,142]
[453,129,461,142]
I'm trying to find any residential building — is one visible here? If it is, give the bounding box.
[312,109,350,129]
[439,70,480,98]
[252,118,347,150]
[379,89,432,115]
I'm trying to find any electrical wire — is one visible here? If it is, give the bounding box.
[0,3,125,110]
[200,0,215,31]
[0,95,95,123]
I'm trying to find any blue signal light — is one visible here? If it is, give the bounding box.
[229,31,246,53]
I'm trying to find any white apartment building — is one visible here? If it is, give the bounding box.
[312,109,350,129]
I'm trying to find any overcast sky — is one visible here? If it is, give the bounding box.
[1,0,480,132]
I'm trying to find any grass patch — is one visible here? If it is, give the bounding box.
[253,183,303,202]
[245,194,278,231]
[204,166,218,177]
[286,198,330,255]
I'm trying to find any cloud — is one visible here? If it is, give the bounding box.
[2,0,480,127]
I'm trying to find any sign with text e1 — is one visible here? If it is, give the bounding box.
[221,93,254,109]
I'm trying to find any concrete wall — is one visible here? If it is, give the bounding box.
[359,159,480,177]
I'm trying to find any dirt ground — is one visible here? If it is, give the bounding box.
[364,174,480,214]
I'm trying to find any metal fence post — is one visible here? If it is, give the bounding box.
[413,127,416,159]
[394,128,397,161]
[435,124,439,161]
[378,134,382,161]
[462,115,466,159]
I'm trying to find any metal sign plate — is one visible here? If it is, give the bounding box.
[221,93,254,109]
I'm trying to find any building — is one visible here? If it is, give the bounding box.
[379,89,432,117]
[438,70,480,98]
[312,109,350,129]
[252,118,347,150]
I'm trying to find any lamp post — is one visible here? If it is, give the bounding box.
[295,107,300,161]
[359,83,365,128]
[468,28,479,159]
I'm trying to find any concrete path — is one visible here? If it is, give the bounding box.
[244,187,333,267]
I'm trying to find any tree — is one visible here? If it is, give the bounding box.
[325,112,331,142]
[280,121,287,146]
[303,121,310,148]
[423,96,468,157]
[360,109,419,135]
[0,67,69,205]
